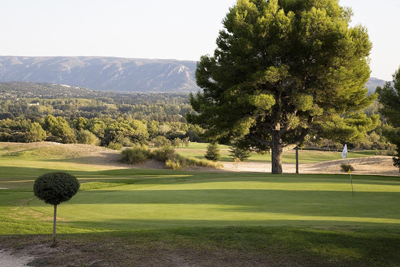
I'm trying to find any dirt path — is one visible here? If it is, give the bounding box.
[0,250,34,267]
[223,156,399,176]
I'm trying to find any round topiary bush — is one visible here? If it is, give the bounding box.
[34,172,80,205]
[33,172,80,246]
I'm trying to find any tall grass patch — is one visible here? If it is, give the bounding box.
[153,146,222,169]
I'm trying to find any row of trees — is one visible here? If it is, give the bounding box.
[1,98,390,154]
[0,115,202,148]
[0,97,192,123]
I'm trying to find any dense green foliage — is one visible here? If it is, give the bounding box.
[204,142,221,161]
[377,67,400,170]
[340,163,354,172]
[121,145,151,164]
[120,145,220,169]
[188,0,377,173]
[33,172,80,206]
[0,88,203,147]
[121,145,219,170]
[0,83,193,122]
[230,142,252,162]
[0,81,392,154]
[0,82,98,99]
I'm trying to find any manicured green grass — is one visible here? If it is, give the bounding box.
[1,142,399,266]
[25,173,400,231]
[1,171,400,266]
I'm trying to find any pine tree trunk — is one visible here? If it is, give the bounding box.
[271,130,283,174]
[52,204,57,247]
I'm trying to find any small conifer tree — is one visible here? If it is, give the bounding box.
[205,142,221,161]
[229,144,251,162]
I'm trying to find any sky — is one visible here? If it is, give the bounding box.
[1,0,399,81]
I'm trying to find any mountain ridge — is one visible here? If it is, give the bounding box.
[0,56,200,92]
[0,56,387,94]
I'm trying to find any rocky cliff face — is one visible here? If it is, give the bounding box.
[0,56,200,92]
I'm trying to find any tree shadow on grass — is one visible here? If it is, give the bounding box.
[1,226,400,267]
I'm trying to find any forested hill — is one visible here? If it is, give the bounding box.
[0,56,200,93]
[0,82,99,99]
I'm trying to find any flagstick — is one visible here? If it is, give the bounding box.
[342,144,354,196]
[350,171,354,196]
[348,158,355,197]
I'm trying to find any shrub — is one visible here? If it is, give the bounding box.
[172,137,182,147]
[394,158,400,171]
[183,137,190,147]
[184,157,223,169]
[77,129,100,145]
[374,149,396,156]
[151,146,223,170]
[107,142,123,150]
[340,163,355,172]
[229,145,251,162]
[166,159,182,170]
[33,172,80,246]
[152,136,171,148]
[205,142,221,161]
[121,145,150,164]
[151,146,175,161]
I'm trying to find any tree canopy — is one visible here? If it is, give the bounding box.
[376,67,400,170]
[34,172,80,206]
[188,0,377,173]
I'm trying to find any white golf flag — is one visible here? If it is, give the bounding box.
[341,144,348,159]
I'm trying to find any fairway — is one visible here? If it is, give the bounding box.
[28,173,400,230]
[1,143,400,266]
[0,142,399,232]
[176,142,377,163]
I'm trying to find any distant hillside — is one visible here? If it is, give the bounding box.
[0,56,387,94]
[366,77,387,95]
[0,81,98,99]
[0,56,200,93]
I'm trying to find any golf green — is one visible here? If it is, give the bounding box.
[29,174,400,231]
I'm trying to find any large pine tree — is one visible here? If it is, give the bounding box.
[377,67,400,171]
[187,0,377,174]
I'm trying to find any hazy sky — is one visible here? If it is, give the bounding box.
[1,0,399,80]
